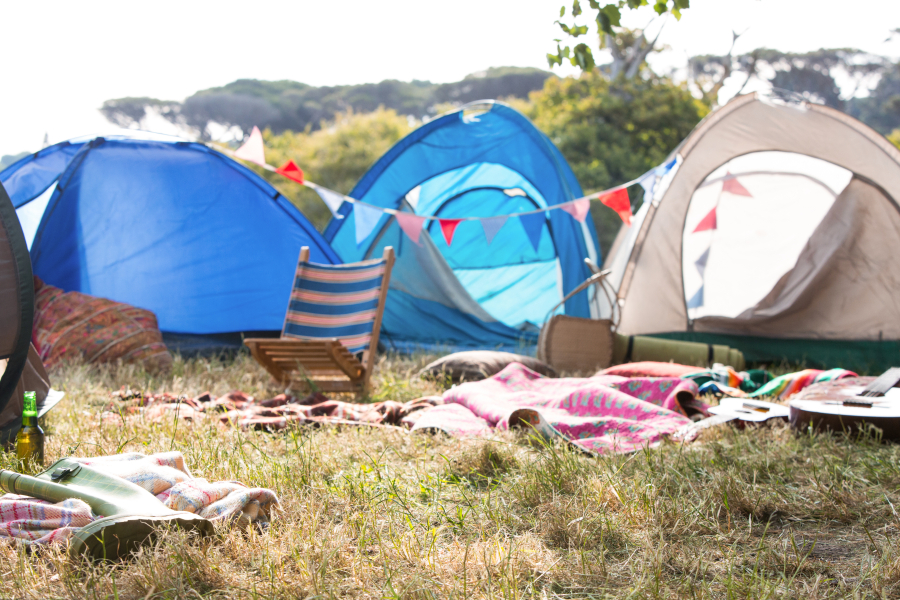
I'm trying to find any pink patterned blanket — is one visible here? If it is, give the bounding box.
[411,363,701,454]
[0,452,278,545]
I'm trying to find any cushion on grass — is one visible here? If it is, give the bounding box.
[597,361,702,378]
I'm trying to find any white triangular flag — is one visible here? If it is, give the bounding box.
[354,203,383,246]
[234,126,268,167]
[314,187,346,219]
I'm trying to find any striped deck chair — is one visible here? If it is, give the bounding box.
[244,246,395,395]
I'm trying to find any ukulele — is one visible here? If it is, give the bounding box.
[788,368,900,441]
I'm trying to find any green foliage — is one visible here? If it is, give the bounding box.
[530,71,708,253]
[260,108,414,231]
[549,0,689,71]
[888,129,900,150]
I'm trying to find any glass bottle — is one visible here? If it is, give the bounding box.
[16,392,44,471]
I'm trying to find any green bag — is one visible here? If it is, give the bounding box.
[0,458,212,560]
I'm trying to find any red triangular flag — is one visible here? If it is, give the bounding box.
[722,172,752,197]
[693,206,717,232]
[561,198,590,222]
[439,219,463,246]
[276,160,304,184]
[396,212,426,245]
[598,188,632,225]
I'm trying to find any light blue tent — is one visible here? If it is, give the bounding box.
[326,101,600,352]
[1,134,339,349]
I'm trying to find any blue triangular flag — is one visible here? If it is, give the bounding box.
[639,172,656,202]
[480,216,508,245]
[519,212,545,252]
[695,246,710,279]
[354,203,383,246]
[687,286,704,309]
[663,157,677,172]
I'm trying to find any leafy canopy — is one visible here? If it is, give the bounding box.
[529,70,707,253]
[549,0,689,71]
[260,108,414,231]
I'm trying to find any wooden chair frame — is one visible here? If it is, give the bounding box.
[244,246,395,395]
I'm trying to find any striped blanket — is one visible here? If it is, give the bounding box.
[411,363,703,454]
[0,452,278,545]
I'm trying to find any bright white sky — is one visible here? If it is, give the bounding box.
[1,0,897,156]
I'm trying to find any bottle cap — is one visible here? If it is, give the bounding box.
[23,392,37,418]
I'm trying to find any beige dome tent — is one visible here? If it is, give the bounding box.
[604,93,900,372]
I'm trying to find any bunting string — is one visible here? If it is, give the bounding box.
[216,134,678,246]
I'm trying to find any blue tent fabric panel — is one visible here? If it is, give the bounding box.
[326,103,599,321]
[380,289,537,353]
[366,218,534,351]
[454,261,560,328]
[0,142,84,207]
[28,137,339,334]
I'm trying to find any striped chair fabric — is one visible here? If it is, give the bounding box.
[282,257,387,354]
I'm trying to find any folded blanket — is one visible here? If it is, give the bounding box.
[748,368,857,400]
[0,451,278,545]
[411,363,700,454]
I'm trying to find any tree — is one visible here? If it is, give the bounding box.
[529,71,708,253]
[690,48,887,108]
[260,107,414,231]
[848,60,900,134]
[548,0,689,72]
[100,70,552,140]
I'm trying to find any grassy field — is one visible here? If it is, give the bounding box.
[2,353,900,599]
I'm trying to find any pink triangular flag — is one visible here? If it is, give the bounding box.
[234,126,268,167]
[439,219,463,246]
[480,216,508,245]
[722,172,752,197]
[693,206,717,232]
[396,212,425,245]
[561,198,590,222]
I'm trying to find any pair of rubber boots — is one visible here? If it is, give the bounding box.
[0,458,212,560]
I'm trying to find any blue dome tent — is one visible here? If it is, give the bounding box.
[326,101,601,351]
[1,134,339,350]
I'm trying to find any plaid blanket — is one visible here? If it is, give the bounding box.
[0,452,278,545]
[411,364,703,454]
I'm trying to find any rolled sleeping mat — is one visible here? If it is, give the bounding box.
[613,334,746,371]
[0,458,212,560]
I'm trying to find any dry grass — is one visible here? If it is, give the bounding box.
[2,352,900,599]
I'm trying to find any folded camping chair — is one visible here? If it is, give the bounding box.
[244,246,395,395]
